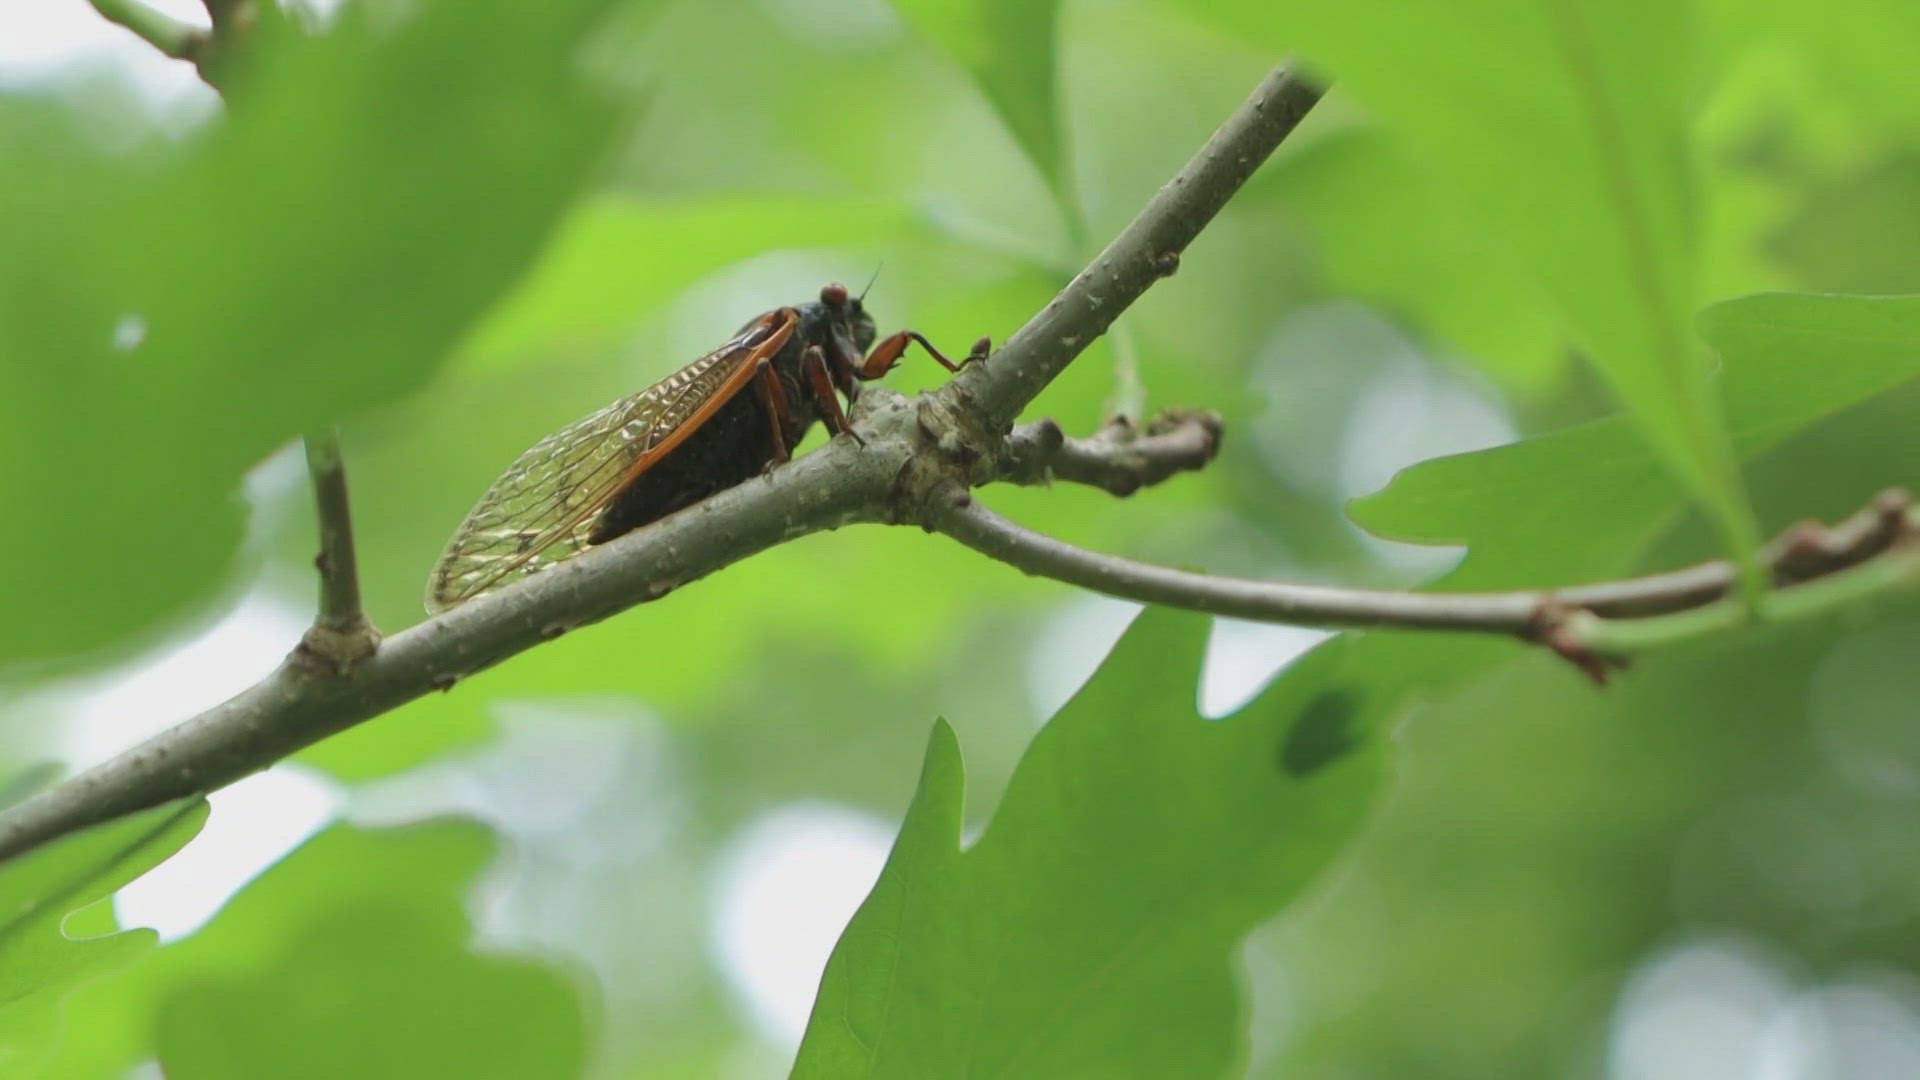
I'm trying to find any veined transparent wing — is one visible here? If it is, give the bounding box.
[425,312,790,613]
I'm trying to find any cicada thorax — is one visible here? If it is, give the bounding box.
[587,324,830,543]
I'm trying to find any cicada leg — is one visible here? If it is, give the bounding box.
[855,330,975,379]
[800,345,863,447]
[751,356,795,470]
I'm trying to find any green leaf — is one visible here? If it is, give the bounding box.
[891,0,1064,196]
[0,799,208,1072]
[1246,128,1562,390]
[154,901,583,1080]
[0,0,627,665]
[1352,293,1920,586]
[26,819,546,1078]
[1175,1,1757,553]
[1706,0,1920,130]
[794,608,1385,1077]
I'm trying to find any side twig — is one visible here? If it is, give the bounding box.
[926,488,1920,670]
[295,432,381,673]
[87,0,207,61]
[1004,411,1225,496]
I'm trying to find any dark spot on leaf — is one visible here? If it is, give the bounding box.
[1279,689,1363,778]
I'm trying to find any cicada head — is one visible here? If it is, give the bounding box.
[848,300,877,354]
[818,281,878,355]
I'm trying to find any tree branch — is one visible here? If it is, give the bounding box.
[86,0,266,88]
[0,434,907,864]
[926,487,1920,671]
[948,65,1326,431]
[87,0,207,61]
[294,432,381,673]
[0,15,1332,868]
[9,55,1910,866]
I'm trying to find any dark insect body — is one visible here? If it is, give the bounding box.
[425,283,977,614]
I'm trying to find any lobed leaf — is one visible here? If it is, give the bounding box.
[1352,293,1920,586]
[1172,1,1757,554]
[0,799,207,1072]
[25,819,564,1078]
[794,608,1385,1077]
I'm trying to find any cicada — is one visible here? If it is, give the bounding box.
[425,282,976,614]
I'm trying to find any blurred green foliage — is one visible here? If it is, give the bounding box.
[152,827,585,1080]
[0,0,626,668]
[1178,0,1757,557]
[0,0,1916,1077]
[0,799,205,1073]
[33,820,559,1078]
[1352,293,1920,587]
[889,0,1064,205]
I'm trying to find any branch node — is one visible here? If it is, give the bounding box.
[88,0,208,61]
[1875,487,1916,539]
[1772,487,1915,585]
[301,432,380,674]
[292,624,380,677]
[1528,602,1625,687]
[1004,408,1225,497]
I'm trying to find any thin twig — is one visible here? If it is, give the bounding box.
[926,487,1920,658]
[931,489,1544,631]
[87,0,207,61]
[1579,541,1920,653]
[951,65,1325,430]
[295,432,380,673]
[1004,411,1224,496]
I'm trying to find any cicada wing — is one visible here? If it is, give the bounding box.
[425,311,795,613]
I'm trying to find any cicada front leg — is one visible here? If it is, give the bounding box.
[854,331,989,380]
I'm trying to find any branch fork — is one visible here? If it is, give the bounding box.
[0,58,1319,861]
[87,0,264,88]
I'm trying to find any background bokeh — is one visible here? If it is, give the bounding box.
[2,0,1918,1076]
